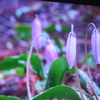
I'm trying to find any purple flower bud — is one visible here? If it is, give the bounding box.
[91,29,100,64]
[32,15,42,49]
[45,39,58,72]
[66,25,76,69]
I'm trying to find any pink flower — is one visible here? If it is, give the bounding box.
[32,15,42,49]
[45,39,58,72]
[91,29,100,64]
[66,25,76,69]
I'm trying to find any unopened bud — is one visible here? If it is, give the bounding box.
[91,29,100,64]
[45,39,58,72]
[32,15,42,49]
[66,24,76,69]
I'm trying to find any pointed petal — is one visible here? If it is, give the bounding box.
[45,39,58,66]
[32,15,42,49]
[66,32,76,69]
[91,29,100,64]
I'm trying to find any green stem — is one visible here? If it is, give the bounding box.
[85,23,98,100]
[74,62,85,100]
[26,34,49,100]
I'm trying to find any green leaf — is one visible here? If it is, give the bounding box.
[44,24,70,34]
[0,54,44,78]
[82,54,96,68]
[30,54,44,78]
[17,54,45,78]
[66,66,75,73]
[16,69,25,75]
[44,24,56,34]
[61,24,70,33]
[0,96,22,100]
[0,57,25,70]
[32,85,81,100]
[53,36,64,51]
[78,69,100,95]
[45,56,75,89]
[15,24,31,40]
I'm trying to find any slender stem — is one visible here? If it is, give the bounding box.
[74,62,85,100]
[26,34,49,100]
[85,23,98,100]
[26,40,34,100]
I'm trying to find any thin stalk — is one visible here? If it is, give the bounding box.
[26,34,49,100]
[74,62,85,100]
[26,40,34,100]
[85,23,99,100]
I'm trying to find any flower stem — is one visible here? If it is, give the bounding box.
[74,62,85,100]
[26,34,49,100]
[26,40,34,100]
[85,23,99,100]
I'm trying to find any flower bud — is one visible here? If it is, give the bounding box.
[32,15,42,49]
[66,25,76,69]
[45,39,58,72]
[91,29,100,64]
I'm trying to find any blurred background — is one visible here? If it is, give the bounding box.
[1,0,100,99]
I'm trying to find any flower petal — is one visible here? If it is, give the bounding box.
[32,15,42,49]
[45,39,58,72]
[92,29,100,64]
[66,32,76,69]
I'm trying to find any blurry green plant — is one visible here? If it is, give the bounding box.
[32,85,81,100]
[15,24,31,40]
[44,24,70,34]
[82,54,96,68]
[0,96,22,100]
[0,54,44,78]
[45,56,75,89]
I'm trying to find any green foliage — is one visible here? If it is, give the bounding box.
[0,96,22,100]
[61,24,70,33]
[0,54,44,78]
[32,85,81,100]
[16,69,25,75]
[30,54,45,78]
[44,24,70,34]
[82,54,96,68]
[53,36,64,51]
[0,57,25,70]
[44,24,56,34]
[15,24,31,40]
[45,56,75,89]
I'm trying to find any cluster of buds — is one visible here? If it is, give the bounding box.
[32,15,58,72]
[32,15,100,70]
[66,23,100,69]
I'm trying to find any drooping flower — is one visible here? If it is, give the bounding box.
[66,24,76,69]
[91,28,100,64]
[32,15,42,49]
[44,39,58,72]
